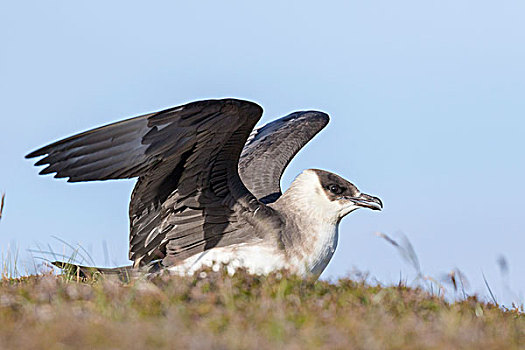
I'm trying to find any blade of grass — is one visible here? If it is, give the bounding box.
[26,249,84,262]
[0,192,5,221]
[51,236,94,266]
[482,272,498,305]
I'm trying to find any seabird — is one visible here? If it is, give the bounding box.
[26,98,382,278]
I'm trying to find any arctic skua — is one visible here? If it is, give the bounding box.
[26,98,382,277]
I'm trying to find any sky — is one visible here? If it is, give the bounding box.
[1,1,524,305]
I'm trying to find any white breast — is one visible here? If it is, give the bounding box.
[168,223,339,277]
[305,223,339,276]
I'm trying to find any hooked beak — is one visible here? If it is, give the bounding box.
[345,193,383,211]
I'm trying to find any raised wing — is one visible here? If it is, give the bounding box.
[239,111,329,203]
[26,114,154,181]
[27,99,283,267]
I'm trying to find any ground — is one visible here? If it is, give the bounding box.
[0,268,523,349]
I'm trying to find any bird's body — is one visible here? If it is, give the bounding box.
[27,99,382,278]
[167,169,342,276]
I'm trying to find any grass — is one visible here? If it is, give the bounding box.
[1,245,20,280]
[1,196,524,349]
[0,268,524,349]
[0,192,5,221]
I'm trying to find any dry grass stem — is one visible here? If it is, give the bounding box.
[0,192,5,221]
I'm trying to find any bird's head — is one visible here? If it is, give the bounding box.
[285,169,382,223]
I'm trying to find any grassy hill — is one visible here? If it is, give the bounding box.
[1,269,523,349]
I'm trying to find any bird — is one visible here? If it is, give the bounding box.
[26,98,382,278]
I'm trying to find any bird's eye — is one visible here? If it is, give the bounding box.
[328,184,343,195]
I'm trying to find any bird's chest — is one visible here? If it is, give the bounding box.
[290,221,339,276]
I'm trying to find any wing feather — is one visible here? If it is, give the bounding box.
[27,99,284,268]
[239,111,329,203]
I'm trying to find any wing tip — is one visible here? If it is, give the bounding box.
[316,112,330,126]
[281,110,330,124]
[38,167,51,176]
[289,111,329,129]
[222,98,263,116]
[25,148,45,159]
[305,111,330,124]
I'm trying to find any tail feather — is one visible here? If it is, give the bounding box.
[52,261,134,280]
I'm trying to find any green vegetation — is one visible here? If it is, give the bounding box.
[0,269,523,349]
[1,197,523,348]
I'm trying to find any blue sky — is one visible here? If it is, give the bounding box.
[1,1,524,304]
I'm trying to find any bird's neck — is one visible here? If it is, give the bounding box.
[271,171,341,275]
[276,170,341,224]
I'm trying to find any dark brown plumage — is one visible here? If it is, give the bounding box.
[26,99,331,270]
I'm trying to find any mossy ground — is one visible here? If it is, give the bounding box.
[1,269,523,349]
